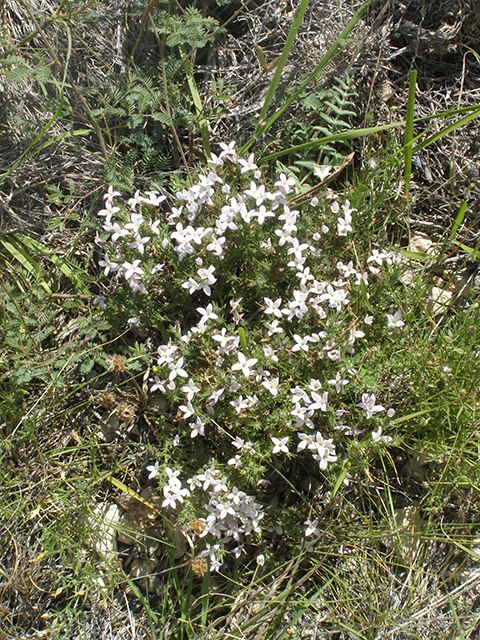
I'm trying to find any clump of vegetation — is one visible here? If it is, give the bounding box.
[2,0,480,638]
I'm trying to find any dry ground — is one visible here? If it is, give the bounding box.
[1,0,480,638]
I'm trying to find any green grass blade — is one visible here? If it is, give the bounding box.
[241,0,372,152]
[254,0,311,132]
[330,458,351,502]
[0,97,64,185]
[259,119,406,162]
[404,69,417,200]
[412,106,480,154]
[0,236,52,294]
[255,45,269,71]
[239,326,248,353]
[360,277,375,314]
[61,23,72,89]
[450,240,480,261]
[122,574,159,638]
[449,201,468,241]
[261,100,480,165]
[199,570,210,637]
[16,233,91,295]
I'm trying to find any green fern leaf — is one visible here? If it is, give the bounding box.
[5,65,33,83]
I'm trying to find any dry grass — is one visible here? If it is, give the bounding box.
[1,0,480,638]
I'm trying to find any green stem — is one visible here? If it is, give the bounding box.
[178,44,211,160]
[404,69,417,200]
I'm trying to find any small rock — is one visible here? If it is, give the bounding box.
[409,232,436,255]
[393,506,424,565]
[427,286,453,316]
[80,502,122,561]
[117,511,142,545]
[128,557,160,593]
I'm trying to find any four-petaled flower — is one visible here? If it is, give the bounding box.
[197,304,218,327]
[357,393,385,418]
[169,357,188,381]
[386,310,405,329]
[264,297,283,318]
[271,436,289,454]
[372,426,393,444]
[146,461,160,479]
[232,352,258,377]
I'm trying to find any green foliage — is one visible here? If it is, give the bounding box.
[2,1,480,636]
[292,73,359,169]
[1,53,52,86]
[0,270,108,427]
[149,7,222,49]
[119,130,174,174]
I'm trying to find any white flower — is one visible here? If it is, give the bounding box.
[122,259,144,281]
[308,379,322,392]
[146,461,160,479]
[228,454,243,468]
[103,186,122,202]
[271,436,289,454]
[181,379,200,401]
[162,484,189,509]
[357,393,385,419]
[230,395,247,413]
[99,253,119,276]
[264,319,284,335]
[275,228,293,246]
[190,417,205,438]
[244,182,266,207]
[256,554,265,566]
[179,401,195,419]
[309,391,328,412]
[297,433,315,451]
[219,141,237,161]
[254,205,274,225]
[263,345,278,362]
[386,310,405,329]
[337,210,353,236]
[197,303,218,327]
[98,199,120,217]
[157,342,178,365]
[238,153,258,174]
[143,190,166,206]
[304,518,320,537]
[208,388,224,405]
[231,352,258,377]
[150,376,166,393]
[206,236,226,256]
[311,434,337,470]
[129,234,150,254]
[313,165,332,181]
[274,173,295,194]
[263,297,283,318]
[262,377,280,396]
[168,357,188,381]
[372,426,393,444]
[93,295,106,309]
[197,265,217,296]
[328,371,349,393]
[291,334,311,352]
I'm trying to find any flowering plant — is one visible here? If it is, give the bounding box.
[95,143,406,572]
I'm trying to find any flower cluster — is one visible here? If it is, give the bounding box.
[96,142,405,568]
